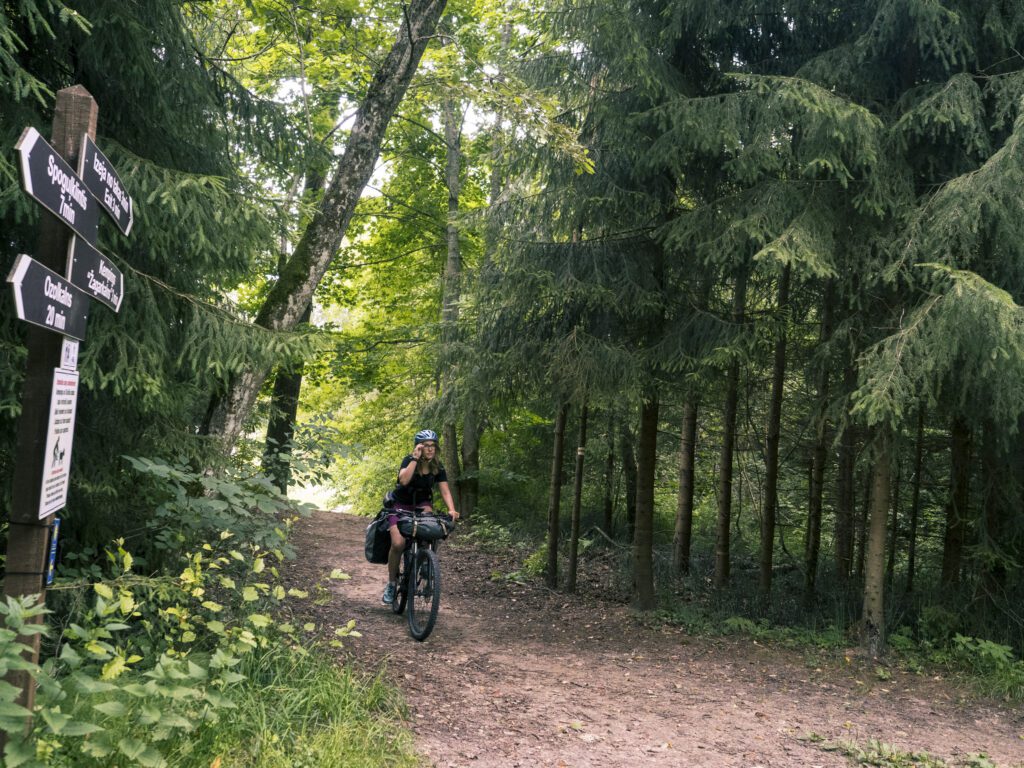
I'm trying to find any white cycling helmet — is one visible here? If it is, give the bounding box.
[414,429,438,446]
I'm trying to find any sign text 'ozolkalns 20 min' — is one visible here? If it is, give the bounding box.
[7,253,90,341]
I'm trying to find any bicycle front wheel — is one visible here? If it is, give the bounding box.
[406,547,440,641]
[391,550,410,615]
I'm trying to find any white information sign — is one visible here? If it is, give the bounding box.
[39,368,79,518]
[61,338,79,371]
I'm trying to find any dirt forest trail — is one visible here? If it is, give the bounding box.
[283,511,1024,768]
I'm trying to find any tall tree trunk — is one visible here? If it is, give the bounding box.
[633,394,660,610]
[940,416,971,586]
[835,366,858,585]
[546,402,569,590]
[603,411,615,536]
[441,95,462,497]
[262,302,312,493]
[760,265,791,599]
[979,420,1008,599]
[620,424,638,543]
[201,0,449,444]
[906,407,925,593]
[886,458,902,587]
[673,398,699,575]
[460,410,480,519]
[856,467,870,581]
[802,280,833,606]
[714,266,748,588]
[260,149,332,493]
[862,436,892,656]
[567,404,589,593]
[258,75,338,491]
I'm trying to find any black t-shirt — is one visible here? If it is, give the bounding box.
[392,455,447,506]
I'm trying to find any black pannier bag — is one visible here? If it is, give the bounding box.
[364,510,390,564]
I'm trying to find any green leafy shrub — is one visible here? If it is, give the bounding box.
[809,735,991,767]
[124,456,311,570]
[0,458,410,767]
[949,634,1024,701]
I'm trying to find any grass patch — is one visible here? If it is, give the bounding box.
[802,734,1000,768]
[174,645,416,768]
[36,643,417,768]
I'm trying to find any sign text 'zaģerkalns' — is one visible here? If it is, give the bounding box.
[67,236,124,312]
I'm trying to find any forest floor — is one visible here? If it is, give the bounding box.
[282,510,1024,768]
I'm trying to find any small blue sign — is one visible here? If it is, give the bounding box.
[46,517,61,585]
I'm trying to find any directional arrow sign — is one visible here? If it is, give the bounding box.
[16,127,99,244]
[79,135,134,236]
[67,236,124,312]
[7,254,89,340]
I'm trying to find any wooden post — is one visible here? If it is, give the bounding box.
[3,85,97,717]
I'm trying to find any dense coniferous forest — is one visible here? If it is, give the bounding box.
[2,0,1024,764]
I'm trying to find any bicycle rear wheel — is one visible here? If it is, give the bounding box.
[406,547,440,641]
[391,550,410,615]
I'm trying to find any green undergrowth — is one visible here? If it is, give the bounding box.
[802,734,1000,768]
[0,456,419,767]
[648,604,847,651]
[177,648,416,768]
[889,629,1024,703]
[457,514,546,583]
[463,515,1024,707]
[651,603,1024,703]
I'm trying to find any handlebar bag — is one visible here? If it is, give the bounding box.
[396,514,453,542]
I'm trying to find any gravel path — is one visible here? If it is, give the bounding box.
[284,510,1024,768]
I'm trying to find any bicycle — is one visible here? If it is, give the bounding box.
[390,510,454,641]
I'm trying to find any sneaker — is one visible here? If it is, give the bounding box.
[382,582,396,605]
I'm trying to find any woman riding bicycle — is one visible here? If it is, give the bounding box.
[382,429,459,605]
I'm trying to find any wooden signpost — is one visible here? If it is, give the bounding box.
[2,85,133,722]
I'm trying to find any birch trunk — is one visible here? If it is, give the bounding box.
[202,0,449,443]
[262,303,311,493]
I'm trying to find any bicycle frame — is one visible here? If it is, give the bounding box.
[390,512,451,641]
